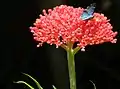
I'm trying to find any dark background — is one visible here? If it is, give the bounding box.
[1,0,120,89]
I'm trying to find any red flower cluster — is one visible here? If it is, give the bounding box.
[30,5,117,48]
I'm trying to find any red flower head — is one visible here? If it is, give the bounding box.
[30,5,117,49]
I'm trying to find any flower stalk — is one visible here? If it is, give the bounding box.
[67,47,76,89]
[63,42,80,89]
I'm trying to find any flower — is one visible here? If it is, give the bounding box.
[30,5,117,49]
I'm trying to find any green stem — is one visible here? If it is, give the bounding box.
[67,47,76,89]
[73,47,80,55]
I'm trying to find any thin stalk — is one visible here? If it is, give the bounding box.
[67,47,76,89]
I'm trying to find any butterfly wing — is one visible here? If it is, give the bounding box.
[81,11,93,20]
[86,3,96,15]
[80,3,96,20]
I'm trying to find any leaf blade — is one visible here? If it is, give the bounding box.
[52,85,57,89]
[22,73,43,89]
[13,81,34,89]
[89,80,96,89]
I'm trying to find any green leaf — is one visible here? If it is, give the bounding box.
[22,73,43,89]
[89,80,96,89]
[52,85,57,89]
[13,81,34,89]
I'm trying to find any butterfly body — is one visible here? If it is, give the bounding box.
[80,3,96,20]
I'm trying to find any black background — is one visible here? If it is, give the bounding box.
[1,0,120,89]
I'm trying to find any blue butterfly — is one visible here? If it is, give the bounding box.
[80,3,96,20]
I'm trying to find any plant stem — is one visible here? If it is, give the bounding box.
[67,47,76,89]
